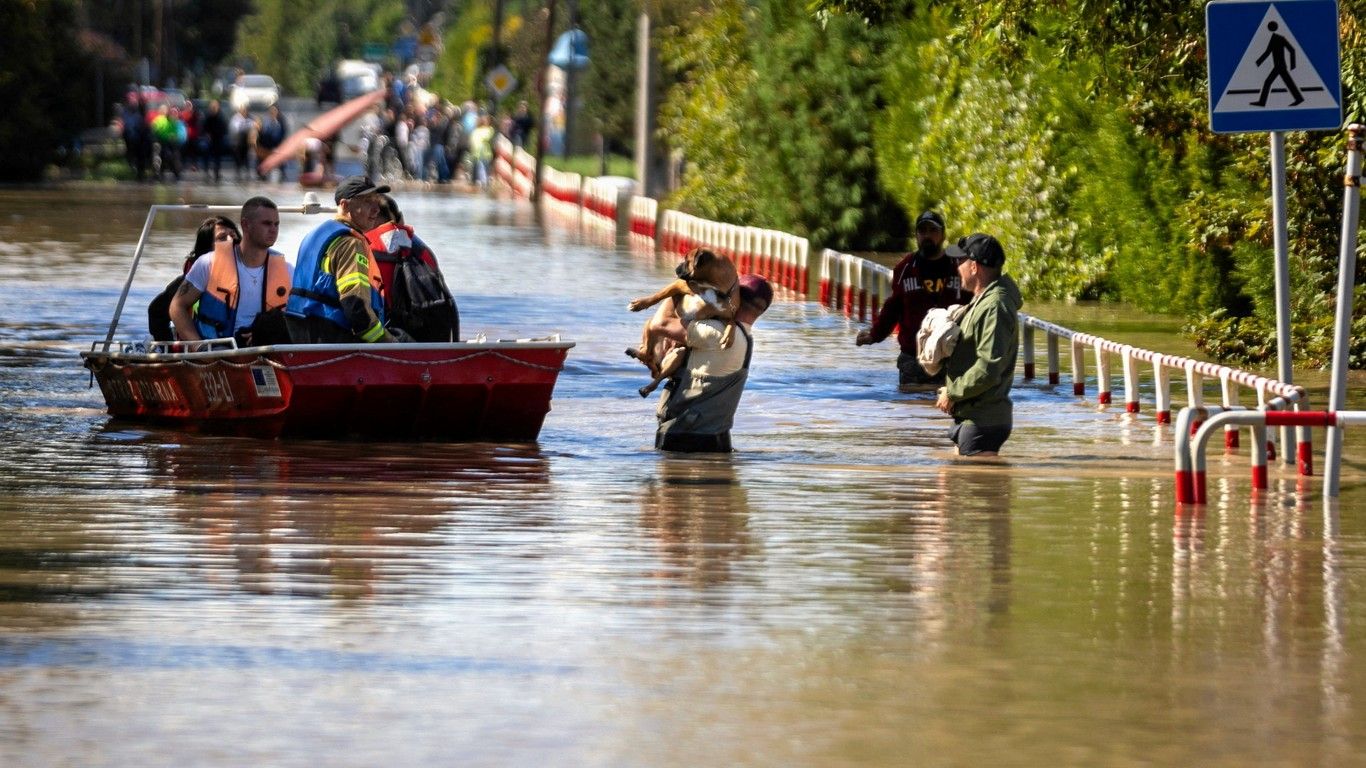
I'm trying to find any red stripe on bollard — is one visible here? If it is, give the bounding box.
[1156,410,1172,424]
[819,279,830,304]
[1298,441,1314,476]
[1190,419,1204,436]
[1049,372,1060,386]
[1024,363,1036,379]
[843,285,854,316]
[1126,401,1139,414]
[1251,464,1268,490]
[1098,392,1112,405]
[1193,470,1207,505]
[1073,382,1085,396]
[1225,430,1240,449]
[1175,470,1195,504]
[1266,440,1277,462]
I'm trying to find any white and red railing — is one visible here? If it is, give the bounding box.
[491,155,1345,504]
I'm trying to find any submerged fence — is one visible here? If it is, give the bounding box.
[493,135,1320,499]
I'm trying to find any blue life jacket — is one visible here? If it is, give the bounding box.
[287,219,384,332]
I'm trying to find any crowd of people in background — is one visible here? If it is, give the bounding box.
[114,69,537,188]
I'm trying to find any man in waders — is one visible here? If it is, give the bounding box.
[856,210,967,391]
[935,234,1023,457]
[656,274,773,452]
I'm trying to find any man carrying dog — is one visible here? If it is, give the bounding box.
[856,210,967,390]
[655,274,773,453]
[935,233,1022,457]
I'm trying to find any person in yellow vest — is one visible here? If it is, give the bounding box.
[284,176,395,344]
[170,196,290,347]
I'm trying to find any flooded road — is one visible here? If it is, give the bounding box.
[3,182,1366,766]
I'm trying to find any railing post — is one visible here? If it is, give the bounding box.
[1094,340,1111,406]
[1154,359,1173,424]
[1121,346,1139,414]
[1022,324,1036,380]
[1175,406,1198,503]
[1250,423,1269,490]
[1071,337,1086,396]
[1047,333,1060,386]
[1220,369,1240,450]
[1296,394,1314,476]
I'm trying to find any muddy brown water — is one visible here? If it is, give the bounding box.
[2,182,1366,766]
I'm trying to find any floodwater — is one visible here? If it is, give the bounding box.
[3,182,1366,766]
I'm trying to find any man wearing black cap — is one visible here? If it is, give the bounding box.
[936,234,1023,457]
[856,210,968,391]
[285,175,396,344]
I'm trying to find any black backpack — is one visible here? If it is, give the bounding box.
[383,252,460,343]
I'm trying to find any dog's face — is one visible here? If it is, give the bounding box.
[676,248,717,280]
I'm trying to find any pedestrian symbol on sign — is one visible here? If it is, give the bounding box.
[1249,21,1304,106]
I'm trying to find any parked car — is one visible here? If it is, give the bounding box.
[229,74,280,111]
[337,60,382,101]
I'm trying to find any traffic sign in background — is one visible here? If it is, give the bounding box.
[1206,0,1341,133]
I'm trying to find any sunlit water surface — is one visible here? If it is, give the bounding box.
[3,183,1366,766]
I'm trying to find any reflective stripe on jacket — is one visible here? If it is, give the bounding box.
[194,240,290,340]
[287,219,385,338]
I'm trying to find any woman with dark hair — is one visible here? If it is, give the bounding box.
[147,216,241,341]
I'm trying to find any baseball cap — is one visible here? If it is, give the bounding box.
[946,233,1006,268]
[915,210,945,231]
[738,274,773,310]
[334,175,390,204]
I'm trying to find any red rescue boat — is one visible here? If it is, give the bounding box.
[83,201,574,441]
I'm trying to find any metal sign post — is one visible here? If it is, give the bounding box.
[1269,131,1293,459]
[1207,0,1342,468]
[1324,124,1363,498]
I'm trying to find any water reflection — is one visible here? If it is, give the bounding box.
[151,438,549,599]
[638,456,753,589]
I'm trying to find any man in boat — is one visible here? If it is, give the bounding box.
[169,196,291,347]
[285,176,396,344]
[655,274,773,453]
[365,194,460,342]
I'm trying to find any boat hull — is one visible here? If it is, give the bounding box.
[81,340,574,441]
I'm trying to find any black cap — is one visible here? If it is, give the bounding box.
[915,210,945,231]
[946,233,1006,268]
[334,175,390,204]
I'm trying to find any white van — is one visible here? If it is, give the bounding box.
[337,60,382,100]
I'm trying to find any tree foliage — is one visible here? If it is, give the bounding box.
[659,0,907,250]
[234,0,404,95]
[0,0,94,180]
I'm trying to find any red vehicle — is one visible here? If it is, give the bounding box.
[82,201,574,441]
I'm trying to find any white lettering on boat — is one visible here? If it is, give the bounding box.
[197,369,235,406]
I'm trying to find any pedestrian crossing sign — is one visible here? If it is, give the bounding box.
[1207,0,1341,133]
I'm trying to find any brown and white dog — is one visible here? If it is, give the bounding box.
[626,247,741,396]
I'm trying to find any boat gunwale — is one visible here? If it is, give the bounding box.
[80,338,577,365]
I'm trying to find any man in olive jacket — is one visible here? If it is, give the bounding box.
[935,233,1023,456]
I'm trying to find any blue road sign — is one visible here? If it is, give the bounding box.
[1206,0,1341,133]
